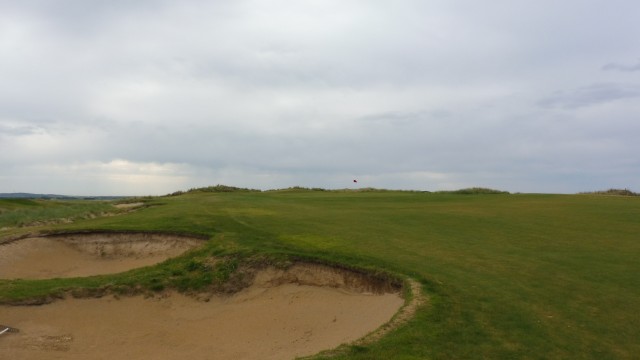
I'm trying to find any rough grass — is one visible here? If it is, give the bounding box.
[0,199,117,230]
[1,191,639,359]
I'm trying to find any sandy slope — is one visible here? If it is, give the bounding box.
[0,234,405,359]
[0,234,202,279]
[0,278,402,359]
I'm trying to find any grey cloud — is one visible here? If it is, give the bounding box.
[602,59,640,72]
[0,123,40,137]
[1,1,171,37]
[358,110,451,126]
[2,1,640,194]
[538,83,640,109]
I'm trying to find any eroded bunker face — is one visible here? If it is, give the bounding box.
[0,233,411,359]
[0,233,204,279]
[0,261,406,360]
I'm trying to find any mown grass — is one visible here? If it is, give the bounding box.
[1,190,639,359]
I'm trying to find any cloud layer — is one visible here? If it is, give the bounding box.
[1,0,639,195]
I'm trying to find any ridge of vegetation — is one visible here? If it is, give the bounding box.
[167,184,513,195]
[0,235,404,307]
[167,184,261,196]
[579,188,638,196]
[434,187,510,194]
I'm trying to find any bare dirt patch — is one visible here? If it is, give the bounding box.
[0,264,405,360]
[0,233,203,279]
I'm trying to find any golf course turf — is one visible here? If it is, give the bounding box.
[1,189,639,359]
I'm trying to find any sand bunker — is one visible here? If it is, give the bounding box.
[0,264,404,359]
[0,233,203,279]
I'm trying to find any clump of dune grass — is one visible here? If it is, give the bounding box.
[436,187,510,194]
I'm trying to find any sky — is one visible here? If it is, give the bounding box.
[1,0,639,196]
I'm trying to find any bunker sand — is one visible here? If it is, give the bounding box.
[0,233,203,279]
[0,234,405,358]
[0,268,403,359]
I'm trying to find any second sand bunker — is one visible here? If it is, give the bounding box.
[0,233,203,279]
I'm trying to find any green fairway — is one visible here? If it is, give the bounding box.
[1,190,639,359]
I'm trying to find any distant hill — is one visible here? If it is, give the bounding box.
[579,188,638,196]
[0,192,71,199]
[0,193,124,200]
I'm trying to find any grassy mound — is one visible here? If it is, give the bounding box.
[2,190,639,358]
[0,199,117,229]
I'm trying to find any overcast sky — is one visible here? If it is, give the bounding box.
[1,0,639,195]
